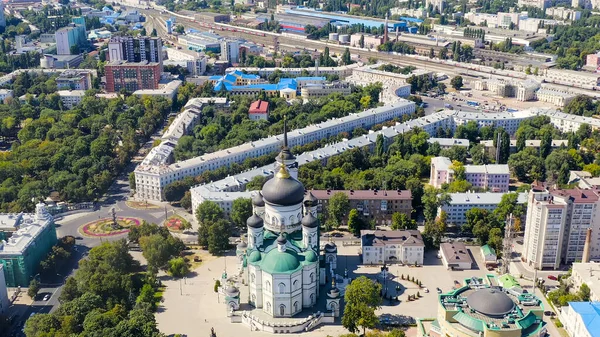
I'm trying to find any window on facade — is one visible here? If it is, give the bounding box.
[278,282,285,294]
[280,305,285,316]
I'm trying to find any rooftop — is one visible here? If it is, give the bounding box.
[0,207,54,255]
[361,229,424,247]
[440,242,473,265]
[310,189,412,200]
[428,138,470,147]
[249,100,269,114]
[567,302,600,337]
[446,192,528,205]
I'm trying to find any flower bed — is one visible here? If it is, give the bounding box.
[164,215,188,231]
[81,217,142,237]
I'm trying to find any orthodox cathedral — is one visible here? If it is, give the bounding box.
[235,122,337,318]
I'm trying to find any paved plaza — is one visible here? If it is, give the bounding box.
[155,241,529,337]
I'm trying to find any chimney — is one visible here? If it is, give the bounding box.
[582,228,592,263]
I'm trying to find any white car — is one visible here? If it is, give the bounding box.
[43,294,50,301]
[424,288,429,293]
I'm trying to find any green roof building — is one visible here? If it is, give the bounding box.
[434,275,547,337]
[0,203,57,287]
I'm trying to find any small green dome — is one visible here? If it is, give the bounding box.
[260,248,301,274]
[305,250,318,263]
[248,250,262,263]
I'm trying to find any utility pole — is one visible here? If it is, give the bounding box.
[495,132,501,164]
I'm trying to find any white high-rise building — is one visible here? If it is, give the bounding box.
[523,185,600,270]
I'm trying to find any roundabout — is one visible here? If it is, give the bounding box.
[79,217,142,237]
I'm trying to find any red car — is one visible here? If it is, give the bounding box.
[547,275,558,281]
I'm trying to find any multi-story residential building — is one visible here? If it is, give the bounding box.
[138,100,415,201]
[569,171,600,190]
[0,89,14,103]
[55,18,87,55]
[188,108,600,215]
[104,61,161,93]
[535,88,576,107]
[430,156,510,192]
[523,185,600,270]
[310,189,413,225]
[220,39,240,64]
[107,36,163,65]
[56,69,93,90]
[518,0,550,9]
[545,7,582,20]
[440,192,528,225]
[480,139,568,158]
[0,203,58,287]
[300,82,352,99]
[57,90,86,109]
[427,138,469,149]
[570,262,600,302]
[361,230,424,265]
[0,265,8,314]
[559,302,600,337]
[133,79,182,100]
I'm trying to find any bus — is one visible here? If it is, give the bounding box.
[466,101,479,107]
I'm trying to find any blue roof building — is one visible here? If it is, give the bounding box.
[285,7,408,31]
[562,302,600,337]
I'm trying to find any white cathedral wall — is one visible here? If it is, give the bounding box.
[261,272,274,315]
[302,264,318,308]
[249,264,263,308]
[247,227,264,249]
[263,203,303,233]
[270,271,303,317]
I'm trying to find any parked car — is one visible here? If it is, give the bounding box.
[43,294,50,301]
[548,275,558,281]
[424,288,429,293]
[436,288,442,294]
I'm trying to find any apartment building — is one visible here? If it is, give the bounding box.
[439,192,528,225]
[570,262,600,302]
[480,139,568,157]
[427,138,469,149]
[57,90,85,109]
[310,189,413,225]
[56,69,93,90]
[545,7,582,20]
[523,185,600,270]
[188,108,599,214]
[518,0,550,9]
[104,61,161,93]
[136,100,416,201]
[361,230,425,265]
[430,156,510,192]
[559,302,600,337]
[107,36,163,65]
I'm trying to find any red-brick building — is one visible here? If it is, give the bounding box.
[105,61,161,93]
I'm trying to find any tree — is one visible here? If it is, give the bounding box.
[174,25,185,34]
[231,198,252,229]
[359,35,365,48]
[196,201,224,224]
[450,76,463,90]
[168,257,189,278]
[494,192,525,222]
[539,129,552,158]
[342,276,382,335]
[140,234,173,273]
[151,28,157,36]
[347,209,363,236]
[391,212,417,230]
[375,134,385,157]
[208,219,231,255]
[342,48,352,65]
[327,192,350,228]
[128,172,136,191]
[28,279,40,299]
[579,283,591,301]
[59,277,80,303]
[487,227,503,256]
[422,187,450,223]
[470,144,490,165]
